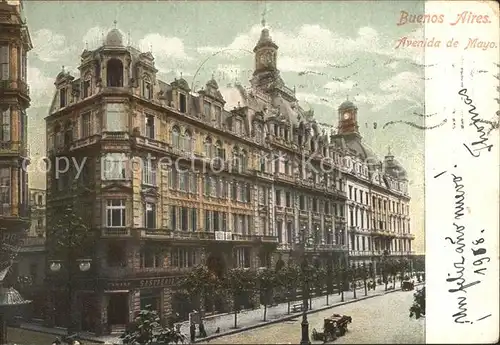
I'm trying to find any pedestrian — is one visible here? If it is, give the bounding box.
[190,321,196,343]
[199,320,207,338]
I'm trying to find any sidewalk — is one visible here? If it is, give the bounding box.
[15,282,423,344]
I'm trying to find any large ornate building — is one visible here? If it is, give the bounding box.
[0,0,32,281]
[332,100,414,272]
[44,23,412,335]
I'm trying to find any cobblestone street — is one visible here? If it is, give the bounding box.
[201,289,424,344]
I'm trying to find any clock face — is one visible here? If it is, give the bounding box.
[343,112,350,120]
[260,52,273,66]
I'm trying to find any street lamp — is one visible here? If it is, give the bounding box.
[294,226,311,345]
[49,257,92,335]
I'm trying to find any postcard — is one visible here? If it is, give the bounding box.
[0,0,498,344]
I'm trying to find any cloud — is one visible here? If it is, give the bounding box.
[82,26,111,49]
[278,56,326,73]
[295,92,335,109]
[27,67,55,106]
[139,33,192,61]
[31,29,74,62]
[323,80,357,94]
[198,24,423,68]
[379,71,423,98]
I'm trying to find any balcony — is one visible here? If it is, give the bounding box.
[0,79,29,96]
[312,211,321,219]
[299,210,308,217]
[102,132,129,140]
[101,227,132,237]
[70,135,100,151]
[285,207,294,213]
[133,136,169,152]
[275,172,294,184]
[232,234,278,243]
[275,205,285,213]
[253,170,274,182]
[350,250,373,256]
[140,228,216,241]
[0,141,28,157]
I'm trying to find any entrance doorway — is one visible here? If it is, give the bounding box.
[107,293,128,327]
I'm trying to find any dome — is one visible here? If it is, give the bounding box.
[206,78,219,90]
[0,287,31,307]
[105,28,123,46]
[254,28,278,52]
[171,77,191,91]
[338,100,356,111]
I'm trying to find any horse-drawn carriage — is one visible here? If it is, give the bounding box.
[312,314,353,342]
[402,280,415,291]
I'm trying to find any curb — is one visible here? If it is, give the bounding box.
[194,291,382,343]
[195,282,424,343]
[14,325,106,344]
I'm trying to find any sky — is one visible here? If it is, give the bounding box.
[23,1,425,253]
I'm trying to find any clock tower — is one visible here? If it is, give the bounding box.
[253,27,278,74]
[337,100,359,135]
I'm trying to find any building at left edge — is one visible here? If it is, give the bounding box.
[0,0,32,283]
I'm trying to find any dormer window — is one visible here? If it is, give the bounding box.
[203,101,211,117]
[284,128,289,140]
[179,93,187,113]
[273,124,279,136]
[233,119,242,135]
[215,106,222,125]
[142,75,152,99]
[83,75,91,98]
[107,59,123,87]
[59,88,67,108]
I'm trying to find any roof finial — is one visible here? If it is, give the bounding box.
[346,94,349,101]
[149,43,153,53]
[127,31,131,46]
[61,65,65,72]
[113,20,117,29]
[388,146,392,156]
[211,72,215,80]
[85,41,88,50]
[180,72,183,79]
[261,2,268,28]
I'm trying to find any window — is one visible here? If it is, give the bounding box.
[312,198,318,212]
[107,59,123,87]
[83,76,91,98]
[191,209,197,231]
[275,190,281,206]
[180,207,188,231]
[299,195,305,210]
[143,76,152,99]
[106,199,126,227]
[215,140,225,159]
[171,248,197,268]
[203,101,211,117]
[0,44,9,80]
[260,156,266,172]
[215,106,222,125]
[233,119,242,134]
[205,210,211,231]
[324,201,330,214]
[107,242,126,267]
[204,137,212,158]
[170,206,177,229]
[106,103,126,131]
[255,124,263,143]
[171,126,180,148]
[142,157,156,186]
[286,192,291,207]
[277,220,283,242]
[81,112,91,138]
[59,88,67,108]
[179,93,187,113]
[145,203,156,229]
[1,108,10,142]
[234,247,251,268]
[145,114,155,139]
[183,130,192,151]
[0,167,10,214]
[102,153,127,180]
[287,222,293,244]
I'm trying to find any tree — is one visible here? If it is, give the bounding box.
[46,204,95,332]
[277,264,299,314]
[409,287,426,319]
[325,262,334,305]
[361,264,368,296]
[121,305,186,344]
[257,268,276,321]
[223,268,256,329]
[176,265,220,314]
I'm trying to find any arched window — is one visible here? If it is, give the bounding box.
[106,59,123,87]
[260,155,266,172]
[232,146,240,170]
[215,140,225,159]
[142,75,152,99]
[241,150,247,170]
[171,126,180,149]
[184,129,192,151]
[83,73,92,98]
[204,136,212,158]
